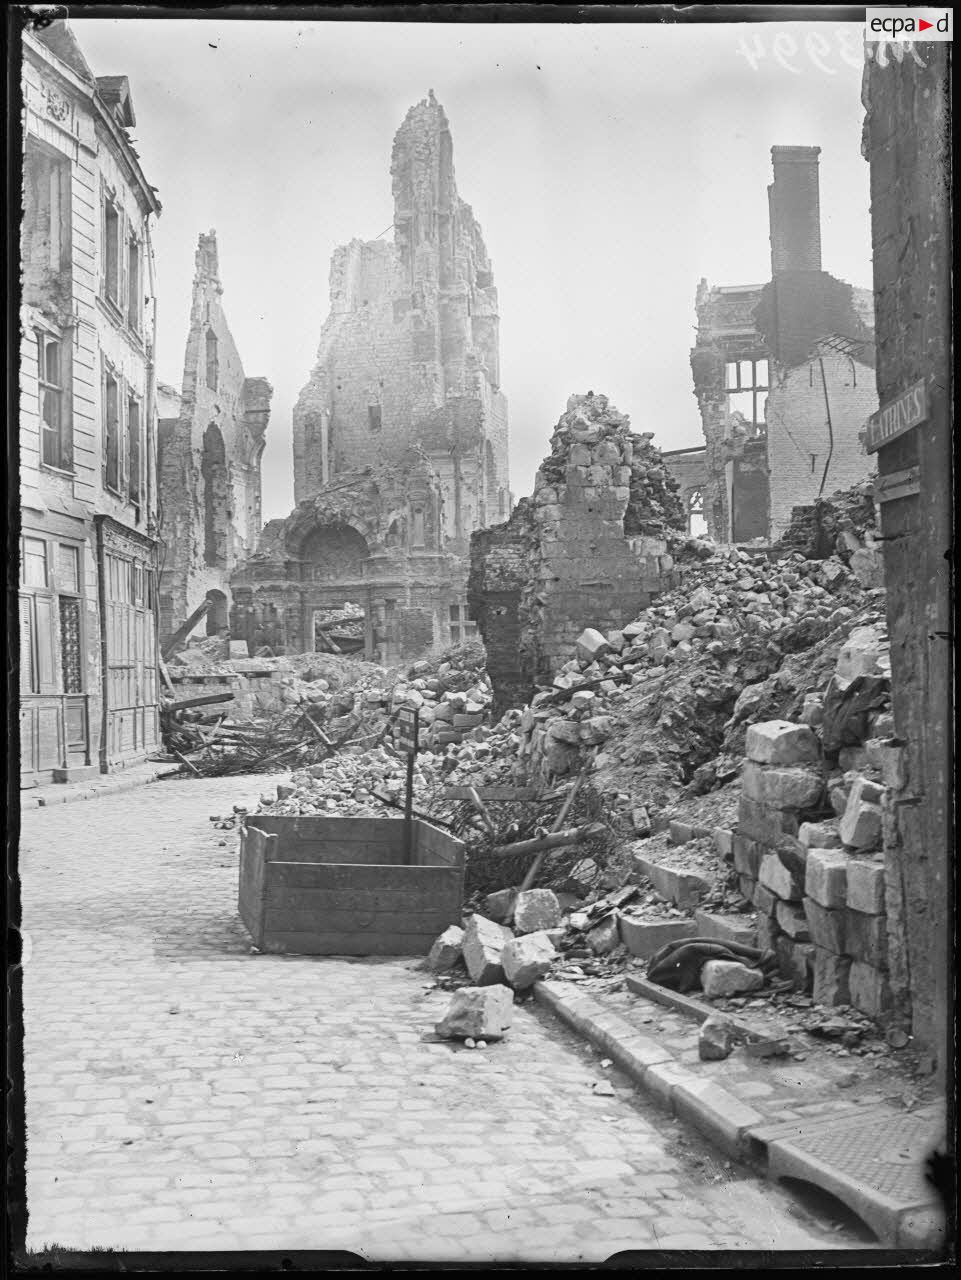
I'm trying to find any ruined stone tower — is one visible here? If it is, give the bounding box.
[231,94,511,661]
[157,232,272,643]
[292,91,509,545]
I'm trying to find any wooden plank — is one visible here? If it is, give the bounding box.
[414,821,466,869]
[260,930,439,957]
[246,815,399,840]
[264,907,457,935]
[264,884,462,914]
[865,378,927,454]
[266,861,462,893]
[237,826,274,946]
[263,843,404,867]
[874,465,921,504]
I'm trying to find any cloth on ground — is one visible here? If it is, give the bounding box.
[646,936,778,994]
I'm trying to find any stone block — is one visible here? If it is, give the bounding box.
[745,720,821,766]
[632,853,713,908]
[839,796,883,852]
[576,628,611,662]
[501,931,557,990]
[738,795,799,843]
[733,834,765,879]
[513,888,562,935]
[803,900,846,954]
[701,959,765,998]
[845,857,886,915]
[775,901,811,941]
[737,874,757,904]
[693,910,757,948]
[586,913,621,955]
[427,925,465,973]
[844,909,887,967]
[848,961,894,1019]
[758,853,804,902]
[435,985,514,1041]
[618,915,697,959]
[482,888,517,925]
[835,625,887,681]
[461,914,513,985]
[712,827,734,859]
[579,715,614,745]
[811,949,851,1007]
[804,848,850,908]
[546,718,581,746]
[742,762,825,811]
[757,914,780,952]
[798,821,842,849]
[775,936,814,991]
[698,1014,738,1061]
[753,883,779,916]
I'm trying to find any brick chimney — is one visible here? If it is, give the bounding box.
[768,146,822,274]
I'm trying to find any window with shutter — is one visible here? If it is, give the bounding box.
[104,366,120,491]
[19,596,36,694]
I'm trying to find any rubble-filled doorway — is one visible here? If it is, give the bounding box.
[312,602,366,655]
[205,588,228,636]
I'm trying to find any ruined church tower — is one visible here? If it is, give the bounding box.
[231,94,510,662]
[292,91,510,547]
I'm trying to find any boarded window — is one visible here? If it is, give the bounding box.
[368,404,382,431]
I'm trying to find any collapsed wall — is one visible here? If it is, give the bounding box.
[469,393,686,716]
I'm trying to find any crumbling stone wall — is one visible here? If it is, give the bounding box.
[231,450,460,663]
[862,42,951,1071]
[158,232,272,643]
[470,394,684,712]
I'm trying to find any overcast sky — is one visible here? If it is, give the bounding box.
[70,12,873,522]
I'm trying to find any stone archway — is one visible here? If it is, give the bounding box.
[205,588,229,635]
[300,522,370,581]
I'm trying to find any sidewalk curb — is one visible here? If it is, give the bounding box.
[533,979,945,1250]
[21,768,164,809]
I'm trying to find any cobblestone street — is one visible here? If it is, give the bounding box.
[19,776,862,1262]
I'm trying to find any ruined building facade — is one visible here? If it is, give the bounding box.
[690,147,878,543]
[230,93,509,661]
[19,20,162,783]
[157,232,272,645]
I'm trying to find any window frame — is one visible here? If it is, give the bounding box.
[102,185,124,310]
[724,357,769,427]
[36,329,73,472]
[127,389,142,506]
[102,358,123,495]
[127,232,142,333]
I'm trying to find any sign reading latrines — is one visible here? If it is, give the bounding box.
[865,378,928,454]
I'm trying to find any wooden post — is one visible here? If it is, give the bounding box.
[395,705,419,866]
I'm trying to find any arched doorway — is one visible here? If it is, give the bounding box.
[205,588,228,636]
[300,523,369,581]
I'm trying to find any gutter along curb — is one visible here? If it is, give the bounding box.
[533,979,946,1250]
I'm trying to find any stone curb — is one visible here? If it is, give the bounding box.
[21,768,165,809]
[533,979,945,1250]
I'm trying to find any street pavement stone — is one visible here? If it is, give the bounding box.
[19,774,862,1261]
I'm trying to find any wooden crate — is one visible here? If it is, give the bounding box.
[238,815,465,956]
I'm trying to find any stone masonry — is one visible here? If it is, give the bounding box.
[234,93,509,660]
[469,393,684,717]
[158,232,272,645]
